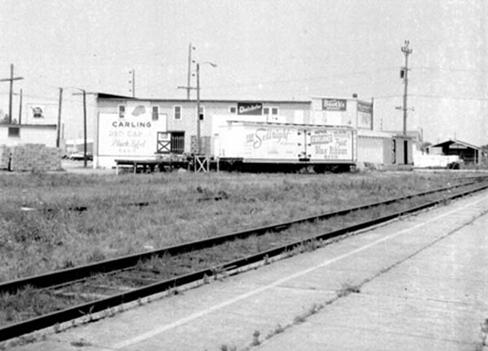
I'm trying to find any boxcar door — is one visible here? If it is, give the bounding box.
[297,129,309,161]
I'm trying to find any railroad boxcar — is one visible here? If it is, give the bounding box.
[213,120,357,172]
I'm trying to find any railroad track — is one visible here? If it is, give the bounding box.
[1,177,488,342]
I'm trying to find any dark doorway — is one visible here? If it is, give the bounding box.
[392,139,396,164]
[404,140,408,164]
[171,131,185,154]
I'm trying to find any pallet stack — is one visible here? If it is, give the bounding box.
[190,135,211,155]
[7,144,62,172]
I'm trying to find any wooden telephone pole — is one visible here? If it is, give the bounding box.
[128,69,135,97]
[400,40,413,136]
[177,43,197,99]
[18,89,23,124]
[0,64,24,123]
[72,89,90,167]
[56,88,63,147]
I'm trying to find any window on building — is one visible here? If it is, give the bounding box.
[118,105,125,118]
[8,126,20,137]
[229,106,237,114]
[263,107,279,116]
[174,106,182,120]
[199,106,205,120]
[152,106,159,121]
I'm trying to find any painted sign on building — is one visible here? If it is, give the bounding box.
[237,102,263,115]
[357,101,373,129]
[25,103,58,124]
[322,98,347,111]
[98,103,167,157]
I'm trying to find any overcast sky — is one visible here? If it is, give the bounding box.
[0,0,486,144]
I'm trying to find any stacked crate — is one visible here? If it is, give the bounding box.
[190,135,211,155]
[8,144,62,172]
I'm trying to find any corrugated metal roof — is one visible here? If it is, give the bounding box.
[432,139,481,150]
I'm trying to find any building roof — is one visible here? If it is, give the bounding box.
[0,123,57,128]
[431,139,481,150]
[383,130,422,140]
[96,92,311,105]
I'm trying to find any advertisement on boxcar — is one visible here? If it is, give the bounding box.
[308,129,353,160]
[98,104,166,157]
[221,124,300,160]
[243,125,299,159]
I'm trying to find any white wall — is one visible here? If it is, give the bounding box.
[0,125,57,147]
[357,136,385,164]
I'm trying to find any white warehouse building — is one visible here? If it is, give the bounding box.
[65,92,411,169]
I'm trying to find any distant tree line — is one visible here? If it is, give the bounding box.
[0,110,18,124]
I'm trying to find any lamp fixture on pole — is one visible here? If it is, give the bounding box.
[195,61,217,155]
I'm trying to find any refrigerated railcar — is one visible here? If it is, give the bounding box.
[213,121,357,172]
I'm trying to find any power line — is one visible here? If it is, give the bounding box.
[374,94,488,101]
[200,67,400,91]
[413,66,487,74]
[410,94,488,101]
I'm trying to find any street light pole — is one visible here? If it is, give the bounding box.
[195,61,217,155]
[196,63,201,154]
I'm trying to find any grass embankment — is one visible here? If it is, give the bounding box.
[0,171,478,282]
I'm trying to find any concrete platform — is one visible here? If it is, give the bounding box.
[6,190,488,351]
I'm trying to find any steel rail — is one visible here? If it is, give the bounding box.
[0,178,486,295]
[1,181,488,342]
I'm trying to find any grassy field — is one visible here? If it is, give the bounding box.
[0,170,480,282]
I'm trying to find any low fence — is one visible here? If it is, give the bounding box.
[413,153,460,168]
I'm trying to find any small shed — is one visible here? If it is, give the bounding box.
[392,135,413,165]
[430,139,481,164]
[0,124,57,147]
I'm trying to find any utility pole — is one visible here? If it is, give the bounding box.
[196,62,201,154]
[18,89,23,124]
[56,88,63,147]
[73,89,96,168]
[82,89,87,168]
[0,64,24,123]
[370,97,374,130]
[186,43,194,99]
[401,40,413,136]
[128,69,135,98]
[177,43,196,98]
